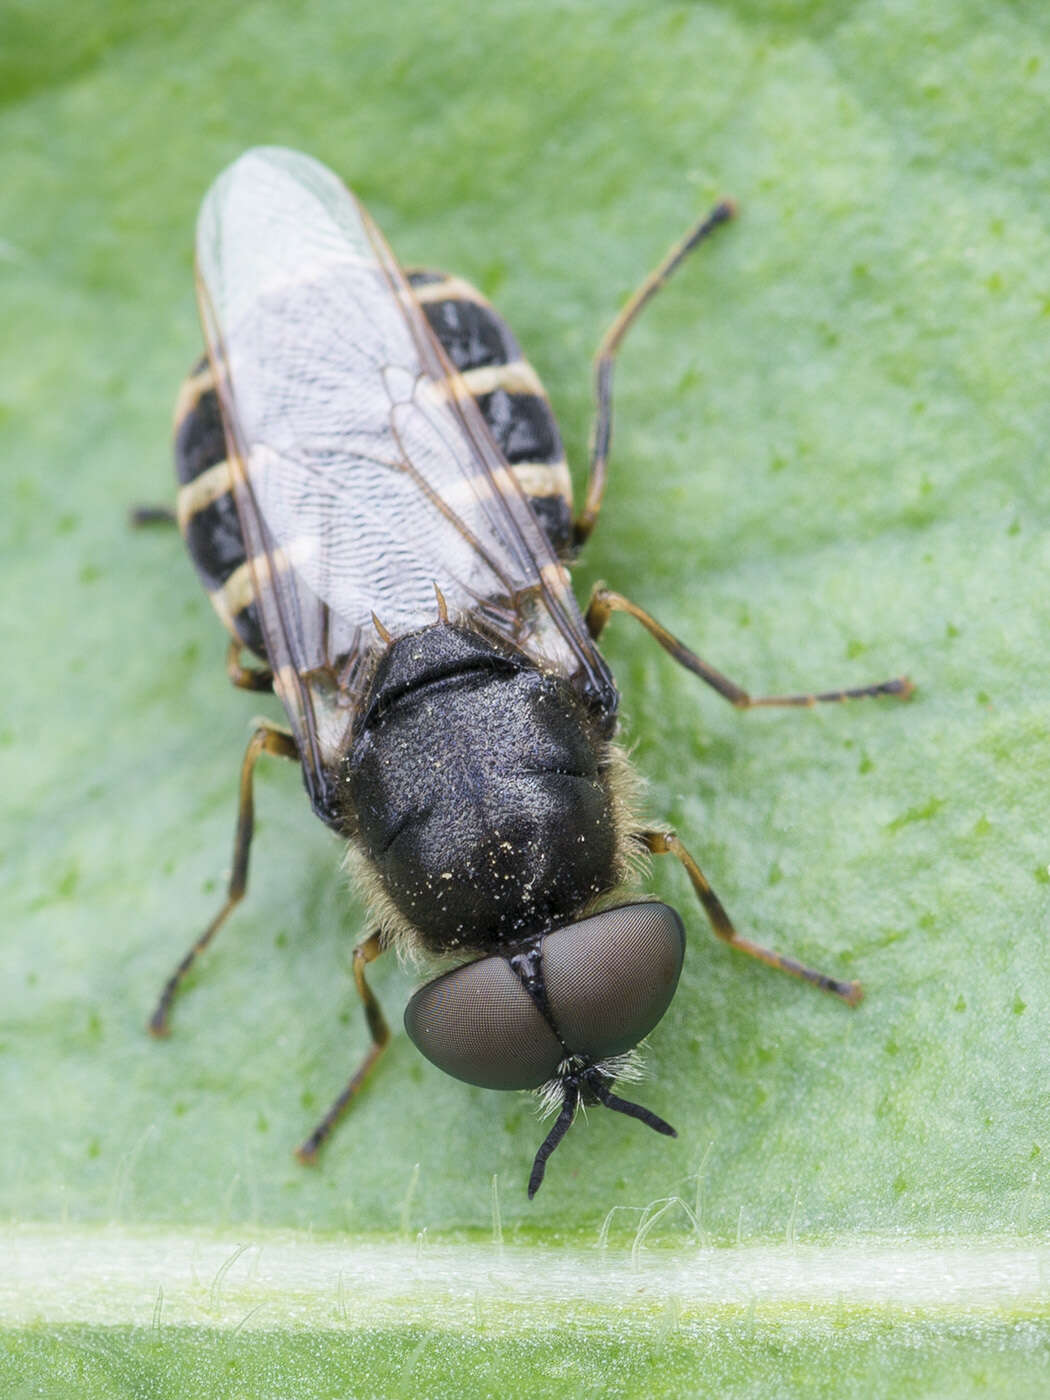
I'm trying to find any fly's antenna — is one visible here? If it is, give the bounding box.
[586,1069,677,1139]
[528,1080,580,1199]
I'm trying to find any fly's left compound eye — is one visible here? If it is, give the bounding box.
[403,955,564,1091]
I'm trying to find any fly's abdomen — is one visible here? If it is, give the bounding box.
[407,269,575,559]
[173,270,576,654]
[172,356,267,659]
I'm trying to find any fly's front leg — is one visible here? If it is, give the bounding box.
[574,200,736,548]
[641,829,862,1005]
[587,586,913,707]
[296,932,390,1163]
[148,722,299,1035]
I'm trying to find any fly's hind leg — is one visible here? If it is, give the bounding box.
[641,829,862,1005]
[574,200,736,548]
[129,505,177,527]
[295,932,390,1163]
[226,639,274,693]
[587,586,913,707]
[148,722,299,1035]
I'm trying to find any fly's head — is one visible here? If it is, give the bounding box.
[403,900,685,1196]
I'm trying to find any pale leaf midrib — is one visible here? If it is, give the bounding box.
[4,1226,1050,1331]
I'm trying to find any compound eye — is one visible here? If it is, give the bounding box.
[404,956,563,1091]
[543,902,685,1062]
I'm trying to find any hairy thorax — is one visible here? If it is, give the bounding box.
[340,624,623,956]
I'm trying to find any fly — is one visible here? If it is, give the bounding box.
[146,148,912,1197]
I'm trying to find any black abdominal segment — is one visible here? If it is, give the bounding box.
[173,271,576,662]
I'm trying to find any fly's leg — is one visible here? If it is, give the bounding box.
[226,639,274,693]
[574,200,736,548]
[641,829,862,1005]
[587,586,913,707]
[129,505,177,527]
[131,508,272,692]
[148,722,299,1035]
[296,932,390,1163]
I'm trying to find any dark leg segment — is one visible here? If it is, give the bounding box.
[587,586,913,707]
[575,200,736,548]
[226,638,274,693]
[295,932,390,1163]
[641,829,862,1005]
[129,504,177,527]
[148,723,299,1035]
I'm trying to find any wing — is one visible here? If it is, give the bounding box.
[194,147,615,822]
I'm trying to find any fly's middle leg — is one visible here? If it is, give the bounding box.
[586,585,913,707]
[147,721,299,1035]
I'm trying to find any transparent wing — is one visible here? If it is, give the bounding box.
[195,147,614,821]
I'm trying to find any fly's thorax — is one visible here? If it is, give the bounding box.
[340,623,622,955]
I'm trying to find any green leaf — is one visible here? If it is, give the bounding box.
[4,0,1050,1393]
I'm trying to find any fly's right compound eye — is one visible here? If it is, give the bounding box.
[403,901,685,1090]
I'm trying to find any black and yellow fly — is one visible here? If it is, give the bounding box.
[149,148,911,1196]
